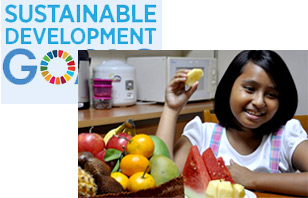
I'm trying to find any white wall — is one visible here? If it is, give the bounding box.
[275,51,308,116]
[217,50,308,116]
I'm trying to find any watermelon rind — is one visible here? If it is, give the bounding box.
[185,186,206,198]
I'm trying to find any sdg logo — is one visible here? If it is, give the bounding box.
[3,48,76,85]
[40,50,75,85]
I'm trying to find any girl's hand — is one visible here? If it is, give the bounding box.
[165,69,198,113]
[227,159,256,189]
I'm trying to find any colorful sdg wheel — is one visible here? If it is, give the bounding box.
[40,50,75,85]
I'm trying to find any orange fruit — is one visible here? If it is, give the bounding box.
[120,154,151,177]
[110,172,129,190]
[127,171,156,192]
[127,134,155,158]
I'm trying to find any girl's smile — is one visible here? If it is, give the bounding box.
[230,62,279,131]
[245,110,265,121]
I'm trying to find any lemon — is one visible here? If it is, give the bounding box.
[110,172,129,190]
[127,171,156,192]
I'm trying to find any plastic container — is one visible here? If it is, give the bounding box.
[93,84,112,97]
[93,96,112,109]
[93,60,136,107]
[93,78,113,85]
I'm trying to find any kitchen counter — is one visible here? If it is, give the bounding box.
[78,100,214,128]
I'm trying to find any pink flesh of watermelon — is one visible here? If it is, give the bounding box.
[217,157,235,184]
[202,148,227,180]
[183,145,211,198]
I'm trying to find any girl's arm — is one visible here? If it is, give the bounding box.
[251,172,308,196]
[155,69,197,166]
[156,105,180,160]
[228,140,308,196]
[156,106,193,172]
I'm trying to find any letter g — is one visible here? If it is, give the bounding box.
[3,48,37,85]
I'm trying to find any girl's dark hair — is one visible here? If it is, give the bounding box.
[214,50,298,135]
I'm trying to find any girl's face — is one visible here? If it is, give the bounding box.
[230,62,279,131]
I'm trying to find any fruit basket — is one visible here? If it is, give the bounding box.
[89,175,184,198]
[79,119,183,198]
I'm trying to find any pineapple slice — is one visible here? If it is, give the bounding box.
[205,180,220,198]
[185,69,204,87]
[217,181,233,198]
[233,183,245,198]
[205,180,246,198]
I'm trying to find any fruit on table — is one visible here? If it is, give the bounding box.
[94,149,107,163]
[78,151,94,167]
[150,155,180,186]
[111,172,129,190]
[149,135,170,158]
[185,68,204,87]
[183,147,245,198]
[127,134,155,158]
[202,148,234,183]
[183,145,211,198]
[217,156,234,183]
[120,154,151,177]
[202,147,228,180]
[217,181,233,198]
[205,179,220,198]
[104,119,136,144]
[205,180,245,198]
[94,149,116,169]
[95,173,123,194]
[78,151,124,194]
[127,166,156,192]
[82,157,123,194]
[84,157,111,177]
[78,133,105,156]
[104,129,118,145]
[78,166,97,197]
[106,133,132,152]
[233,183,246,198]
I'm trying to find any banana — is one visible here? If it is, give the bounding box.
[123,119,136,136]
[103,119,136,144]
[122,127,136,137]
[103,124,125,144]
[103,128,117,145]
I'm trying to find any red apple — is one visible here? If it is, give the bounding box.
[78,133,105,156]
[95,149,116,169]
[95,149,107,163]
[106,133,132,152]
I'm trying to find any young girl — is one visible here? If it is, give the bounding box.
[156,50,308,196]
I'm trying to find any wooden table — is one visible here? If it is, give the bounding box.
[254,191,300,198]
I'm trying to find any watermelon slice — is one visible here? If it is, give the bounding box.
[183,146,211,198]
[217,157,235,184]
[202,148,227,180]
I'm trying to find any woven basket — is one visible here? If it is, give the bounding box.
[90,176,184,198]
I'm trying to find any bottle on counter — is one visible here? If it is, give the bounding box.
[78,50,91,109]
